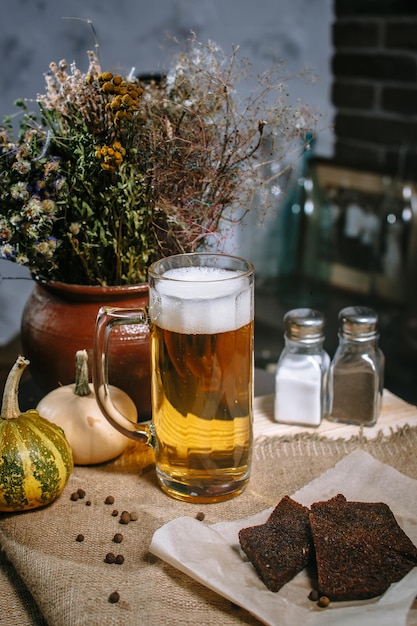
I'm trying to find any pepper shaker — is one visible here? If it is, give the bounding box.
[328,306,384,426]
[274,308,330,427]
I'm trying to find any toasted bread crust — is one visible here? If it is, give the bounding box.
[310,494,417,601]
[238,496,311,592]
[239,493,417,600]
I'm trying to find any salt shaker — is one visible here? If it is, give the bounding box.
[274,308,330,427]
[328,306,384,426]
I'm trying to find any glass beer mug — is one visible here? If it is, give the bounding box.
[93,253,254,503]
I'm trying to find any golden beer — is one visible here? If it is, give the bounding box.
[149,263,254,502]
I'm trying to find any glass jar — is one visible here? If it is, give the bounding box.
[328,306,384,426]
[274,308,330,427]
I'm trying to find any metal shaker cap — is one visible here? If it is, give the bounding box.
[338,306,379,340]
[284,308,325,342]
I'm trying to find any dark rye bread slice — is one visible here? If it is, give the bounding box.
[238,495,311,592]
[310,493,417,601]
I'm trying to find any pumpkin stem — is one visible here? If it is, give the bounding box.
[1,355,29,420]
[74,350,92,397]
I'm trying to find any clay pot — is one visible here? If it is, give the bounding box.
[20,280,151,420]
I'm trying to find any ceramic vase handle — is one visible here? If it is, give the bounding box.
[93,306,154,446]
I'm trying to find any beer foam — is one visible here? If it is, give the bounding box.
[150,266,253,334]
[163,266,238,282]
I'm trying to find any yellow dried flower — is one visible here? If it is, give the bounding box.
[96,140,127,172]
[102,82,115,93]
[99,72,114,82]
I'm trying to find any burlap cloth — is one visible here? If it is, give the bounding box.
[1,392,417,626]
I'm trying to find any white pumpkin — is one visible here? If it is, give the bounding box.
[36,350,137,465]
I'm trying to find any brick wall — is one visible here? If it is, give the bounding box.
[332,0,417,179]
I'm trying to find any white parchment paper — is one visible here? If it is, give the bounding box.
[149,450,417,626]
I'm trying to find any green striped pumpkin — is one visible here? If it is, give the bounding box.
[0,356,73,512]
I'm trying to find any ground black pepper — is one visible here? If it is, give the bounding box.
[329,307,384,427]
[331,370,376,424]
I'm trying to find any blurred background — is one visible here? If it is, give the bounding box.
[1,0,417,404]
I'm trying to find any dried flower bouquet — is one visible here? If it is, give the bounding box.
[0,35,316,286]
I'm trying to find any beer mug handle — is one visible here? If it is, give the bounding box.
[93,306,154,446]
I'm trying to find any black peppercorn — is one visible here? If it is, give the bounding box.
[108,591,120,603]
[119,511,131,525]
[105,552,116,564]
